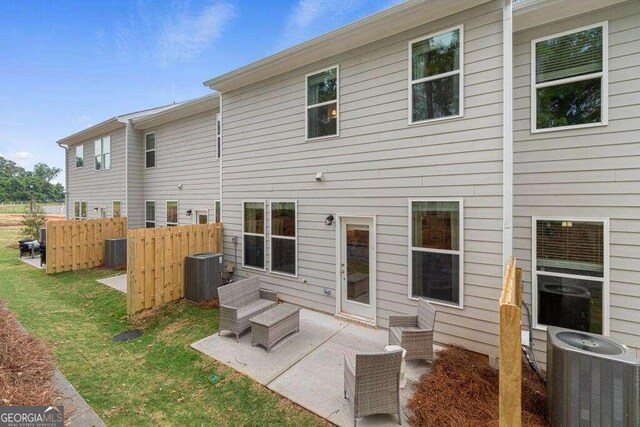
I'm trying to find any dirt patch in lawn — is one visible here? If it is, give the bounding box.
[0,302,56,406]
[407,346,548,427]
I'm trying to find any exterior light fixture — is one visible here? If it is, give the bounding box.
[186,209,192,216]
[325,215,334,226]
[93,207,99,212]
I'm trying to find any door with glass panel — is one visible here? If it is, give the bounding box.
[340,217,376,320]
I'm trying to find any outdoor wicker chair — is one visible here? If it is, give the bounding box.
[218,276,277,342]
[388,298,436,362]
[343,349,403,426]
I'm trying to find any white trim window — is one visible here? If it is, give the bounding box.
[216,113,221,159]
[166,201,178,227]
[270,201,297,276]
[409,199,463,308]
[214,200,221,223]
[74,202,80,219]
[145,201,155,228]
[531,22,608,132]
[306,65,339,140]
[74,201,88,219]
[94,136,111,171]
[243,201,265,270]
[75,144,84,168]
[112,201,121,218]
[409,25,463,124]
[532,218,609,334]
[145,132,156,168]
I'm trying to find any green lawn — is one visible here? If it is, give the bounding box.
[0,227,323,426]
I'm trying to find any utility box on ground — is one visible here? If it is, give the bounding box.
[185,253,223,302]
[105,238,127,269]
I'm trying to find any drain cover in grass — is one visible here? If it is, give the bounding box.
[112,330,143,342]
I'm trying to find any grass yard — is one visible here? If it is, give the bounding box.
[0,226,324,426]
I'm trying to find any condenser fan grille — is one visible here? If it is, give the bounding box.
[556,331,625,355]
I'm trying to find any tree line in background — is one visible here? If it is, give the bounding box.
[0,156,64,203]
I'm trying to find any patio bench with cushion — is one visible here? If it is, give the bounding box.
[388,298,436,362]
[218,276,277,342]
[344,349,403,426]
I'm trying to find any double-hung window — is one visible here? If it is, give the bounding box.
[94,136,111,170]
[533,218,608,334]
[216,113,221,159]
[145,133,156,168]
[74,202,80,219]
[75,145,84,168]
[409,200,463,307]
[409,26,463,123]
[306,66,338,139]
[145,201,155,228]
[532,22,607,131]
[243,201,265,270]
[166,201,178,226]
[270,201,297,276]
[112,201,121,218]
[74,201,87,219]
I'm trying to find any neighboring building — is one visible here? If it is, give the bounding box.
[202,0,640,365]
[58,93,221,228]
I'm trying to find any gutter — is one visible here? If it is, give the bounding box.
[56,141,69,219]
[502,0,514,272]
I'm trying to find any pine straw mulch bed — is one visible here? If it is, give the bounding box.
[407,346,548,427]
[0,302,56,406]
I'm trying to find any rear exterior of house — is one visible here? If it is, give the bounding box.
[60,95,221,229]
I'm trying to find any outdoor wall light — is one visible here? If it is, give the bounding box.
[186,209,192,216]
[325,214,334,226]
[93,207,99,212]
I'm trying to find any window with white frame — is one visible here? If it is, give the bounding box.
[94,136,111,171]
[410,26,463,123]
[75,145,84,168]
[216,113,221,159]
[409,200,463,306]
[166,201,178,226]
[306,66,338,139]
[215,200,221,223]
[112,201,121,218]
[270,201,296,276]
[532,23,607,131]
[145,132,156,168]
[145,201,155,228]
[81,202,87,219]
[74,202,80,219]
[533,218,607,334]
[243,201,265,269]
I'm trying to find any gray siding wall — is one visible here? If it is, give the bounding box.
[222,1,505,357]
[66,126,127,220]
[139,109,220,227]
[127,122,145,228]
[513,1,640,362]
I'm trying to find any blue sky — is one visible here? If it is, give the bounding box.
[0,0,400,184]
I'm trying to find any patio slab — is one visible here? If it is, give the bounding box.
[18,255,44,269]
[96,274,127,294]
[192,308,432,426]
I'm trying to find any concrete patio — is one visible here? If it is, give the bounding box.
[96,274,127,294]
[18,255,44,269]
[191,309,434,427]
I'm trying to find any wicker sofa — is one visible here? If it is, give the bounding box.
[344,350,403,426]
[388,298,437,362]
[218,276,278,341]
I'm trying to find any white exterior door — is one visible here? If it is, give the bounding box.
[339,216,376,321]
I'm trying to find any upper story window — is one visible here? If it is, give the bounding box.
[145,132,156,168]
[75,145,84,168]
[145,201,155,228]
[216,114,221,159]
[166,201,178,226]
[409,26,463,124]
[533,218,608,334]
[532,22,607,132]
[306,66,338,140]
[94,136,111,171]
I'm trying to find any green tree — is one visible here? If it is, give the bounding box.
[20,204,47,240]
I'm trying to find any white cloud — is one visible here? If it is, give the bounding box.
[1,151,35,169]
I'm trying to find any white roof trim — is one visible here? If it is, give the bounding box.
[131,93,220,129]
[513,0,629,32]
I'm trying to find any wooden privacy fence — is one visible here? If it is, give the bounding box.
[46,217,128,274]
[499,257,523,427]
[127,223,223,314]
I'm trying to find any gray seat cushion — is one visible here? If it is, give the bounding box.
[238,298,276,319]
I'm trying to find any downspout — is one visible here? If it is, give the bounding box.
[502,0,514,272]
[56,141,69,219]
[219,93,223,223]
[125,120,130,221]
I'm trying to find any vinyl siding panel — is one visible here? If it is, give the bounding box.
[222,0,504,358]
[66,126,127,220]
[127,123,145,228]
[513,1,640,366]
[139,109,219,227]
